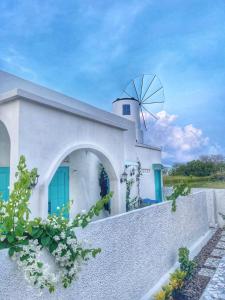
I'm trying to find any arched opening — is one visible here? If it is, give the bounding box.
[0,121,10,201]
[47,146,118,219]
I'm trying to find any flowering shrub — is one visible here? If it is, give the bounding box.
[0,156,112,293]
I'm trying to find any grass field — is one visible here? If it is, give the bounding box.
[163,175,225,189]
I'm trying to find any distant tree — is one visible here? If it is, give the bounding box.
[171,156,225,177]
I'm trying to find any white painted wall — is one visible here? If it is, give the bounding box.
[164,187,225,229]
[0,191,212,300]
[135,144,162,200]
[17,100,124,218]
[192,188,225,228]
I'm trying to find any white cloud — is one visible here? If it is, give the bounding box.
[143,110,209,163]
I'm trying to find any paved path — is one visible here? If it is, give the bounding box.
[200,230,225,300]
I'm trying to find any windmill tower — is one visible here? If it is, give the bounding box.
[112,97,143,143]
[112,74,165,144]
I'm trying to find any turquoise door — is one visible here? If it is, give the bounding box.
[154,169,162,202]
[0,167,10,201]
[48,167,69,217]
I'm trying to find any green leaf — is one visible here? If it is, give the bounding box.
[18,239,29,246]
[41,235,51,247]
[15,225,24,236]
[7,235,15,243]
[8,247,15,257]
[49,285,55,293]
[0,241,9,249]
[37,262,43,268]
[32,228,43,238]
[92,248,101,258]
[49,241,58,253]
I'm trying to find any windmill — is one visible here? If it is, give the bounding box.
[122,74,165,129]
[112,74,165,143]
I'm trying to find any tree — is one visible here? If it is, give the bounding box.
[171,156,225,177]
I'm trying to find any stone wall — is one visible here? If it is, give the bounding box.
[0,191,212,300]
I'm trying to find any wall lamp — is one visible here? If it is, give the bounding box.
[120,170,128,183]
[29,174,40,189]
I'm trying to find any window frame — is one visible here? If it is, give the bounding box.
[122,104,131,115]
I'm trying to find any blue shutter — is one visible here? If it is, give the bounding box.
[154,169,162,202]
[0,167,10,201]
[48,167,69,217]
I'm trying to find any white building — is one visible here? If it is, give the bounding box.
[0,70,163,219]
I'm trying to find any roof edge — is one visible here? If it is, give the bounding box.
[0,89,129,131]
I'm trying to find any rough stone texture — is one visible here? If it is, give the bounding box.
[198,268,216,278]
[204,257,221,268]
[165,187,225,229]
[0,192,209,300]
[216,241,225,249]
[211,248,225,257]
[200,256,225,300]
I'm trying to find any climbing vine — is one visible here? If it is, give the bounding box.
[121,159,142,211]
[166,182,191,212]
[0,156,112,294]
[98,163,111,213]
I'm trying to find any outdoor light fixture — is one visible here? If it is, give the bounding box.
[130,167,135,176]
[29,174,39,189]
[120,170,128,183]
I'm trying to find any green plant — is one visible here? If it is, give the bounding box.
[123,159,142,211]
[126,178,135,211]
[178,247,196,278]
[154,269,186,300]
[170,269,186,290]
[0,156,112,293]
[166,181,191,212]
[154,283,173,300]
[154,247,194,300]
[154,290,167,300]
[98,163,111,213]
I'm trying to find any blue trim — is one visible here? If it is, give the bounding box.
[154,169,162,202]
[48,166,69,217]
[0,167,10,201]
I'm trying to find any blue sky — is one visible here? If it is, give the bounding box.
[1,0,225,163]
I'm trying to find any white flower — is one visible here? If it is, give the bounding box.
[60,232,66,239]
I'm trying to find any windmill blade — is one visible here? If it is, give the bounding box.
[141,74,156,102]
[142,86,163,103]
[121,74,165,124]
[142,105,159,120]
[122,89,133,99]
[140,106,147,130]
[140,74,144,100]
[132,80,140,101]
[144,100,164,105]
